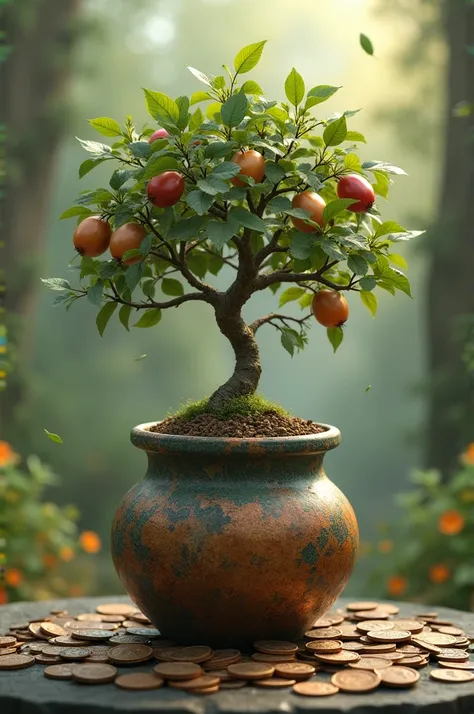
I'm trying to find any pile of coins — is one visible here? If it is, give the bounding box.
[0,600,473,696]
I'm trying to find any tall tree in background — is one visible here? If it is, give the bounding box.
[376,0,474,478]
[0,0,81,443]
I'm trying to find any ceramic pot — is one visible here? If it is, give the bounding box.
[111,422,358,647]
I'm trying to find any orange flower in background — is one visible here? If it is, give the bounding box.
[0,588,8,605]
[69,585,84,597]
[5,569,23,588]
[0,442,17,467]
[387,575,407,596]
[80,531,101,554]
[378,540,393,554]
[42,554,58,570]
[462,443,474,465]
[59,546,75,562]
[438,509,465,536]
[429,563,450,584]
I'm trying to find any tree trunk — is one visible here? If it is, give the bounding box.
[208,308,262,410]
[425,0,474,476]
[0,0,81,443]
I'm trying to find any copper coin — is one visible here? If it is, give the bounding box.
[357,621,394,634]
[189,684,220,694]
[437,626,464,636]
[169,675,220,690]
[437,649,469,662]
[40,623,67,638]
[395,656,423,666]
[86,648,111,663]
[394,620,424,634]
[430,668,474,683]
[203,649,241,668]
[96,603,137,616]
[71,622,117,631]
[410,638,442,654]
[255,677,296,688]
[126,627,160,637]
[346,601,379,612]
[35,654,62,664]
[251,652,295,663]
[311,618,338,628]
[170,646,213,663]
[367,629,411,643]
[305,639,342,653]
[417,612,438,619]
[71,663,118,684]
[115,672,164,690]
[0,636,17,648]
[42,645,65,657]
[128,612,151,624]
[349,657,393,670]
[314,650,360,664]
[109,635,151,645]
[71,630,113,642]
[398,645,424,655]
[378,666,420,688]
[337,625,361,640]
[205,669,233,681]
[293,681,339,696]
[108,644,154,664]
[101,615,126,624]
[50,609,68,616]
[75,613,103,622]
[9,623,29,631]
[372,652,406,662]
[51,636,90,647]
[439,661,474,670]
[253,640,298,654]
[342,642,365,652]
[228,662,274,680]
[44,663,74,680]
[153,661,203,680]
[220,680,247,689]
[0,648,18,657]
[60,647,91,661]
[274,662,315,680]
[414,633,457,647]
[332,669,381,692]
[0,654,35,670]
[361,643,396,653]
[375,604,400,615]
[304,627,342,640]
[354,609,390,621]
[153,646,184,661]
[28,623,49,640]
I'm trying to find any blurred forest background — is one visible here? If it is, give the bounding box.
[1,0,473,605]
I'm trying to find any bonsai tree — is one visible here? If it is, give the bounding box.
[44,41,421,414]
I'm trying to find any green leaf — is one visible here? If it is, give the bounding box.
[41,277,72,291]
[75,188,114,206]
[241,80,263,95]
[187,252,208,278]
[130,141,151,159]
[347,254,369,276]
[279,287,306,306]
[190,90,212,105]
[89,117,122,137]
[211,162,242,180]
[205,219,238,249]
[359,276,376,291]
[113,204,137,229]
[87,280,104,305]
[143,89,179,124]
[99,261,119,279]
[187,66,212,87]
[360,33,374,56]
[327,326,344,353]
[323,116,347,146]
[228,207,267,232]
[176,95,190,130]
[134,308,162,328]
[280,328,302,357]
[125,262,144,291]
[320,240,347,262]
[78,157,109,178]
[96,301,118,336]
[119,305,132,331]
[189,108,204,132]
[363,160,407,176]
[168,215,208,240]
[109,169,134,190]
[59,206,93,220]
[265,162,286,184]
[345,130,367,143]
[204,141,237,159]
[388,253,408,270]
[143,155,179,180]
[76,138,112,155]
[44,429,63,445]
[233,41,267,75]
[360,290,378,317]
[221,91,248,128]
[186,190,214,215]
[305,85,341,109]
[372,170,391,198]
[375,221,406,238]
[285,68,305,107]
[344,153,362,172]
[161,278,184,297]
[206,102,222,121]
[383,267,412,296]
[386,230,425,242]
[290,232,314,260]
[323,198,354,222]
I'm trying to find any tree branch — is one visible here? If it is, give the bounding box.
[255,267,351,292]
[250,312,312,334]
[105,286,210,310]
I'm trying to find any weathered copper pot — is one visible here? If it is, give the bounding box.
[111,422,358,647]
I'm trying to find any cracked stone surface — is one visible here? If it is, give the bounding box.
[1,596,474,713]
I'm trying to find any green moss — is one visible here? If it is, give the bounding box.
[171,394,291,422]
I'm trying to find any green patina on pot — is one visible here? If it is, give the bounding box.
[111,422,359,648]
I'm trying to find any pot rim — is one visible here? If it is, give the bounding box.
[131,421,341,455]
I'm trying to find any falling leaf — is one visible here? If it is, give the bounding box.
[365,385,372,393]
[360,33,374,56]
[134,354,147,361]
[44,429,63,444]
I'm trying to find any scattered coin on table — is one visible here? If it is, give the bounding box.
[153,662,203,680]
[71,663,117,684]
[293,681,339,696]
[115,672,164,690]
[108,644,154,664]
[44,663,74,680]
[0,654,35,670]
[378,666,420,688]
[430,669,474,683]
[332,669,381,693]
[59,648,91,661]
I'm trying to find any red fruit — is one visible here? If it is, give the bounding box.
[73,216,111,257]
[110,223,146,265]
[147,171,185,208]
[148,128,169,144]
[291,191,326,233]
[337,174,375,213]
[312,290,349,327]
[231,149,266,187]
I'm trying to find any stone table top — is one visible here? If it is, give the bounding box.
[1,595,474,714]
